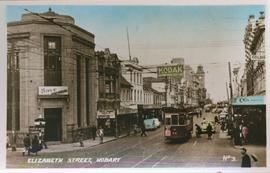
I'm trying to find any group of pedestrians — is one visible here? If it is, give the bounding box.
[22,133,47,156]
[233,123,249,146]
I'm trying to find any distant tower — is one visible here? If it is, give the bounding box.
[196,65,205,88]
[171,57,184,65]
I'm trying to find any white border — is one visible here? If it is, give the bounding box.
[1,1,269,173]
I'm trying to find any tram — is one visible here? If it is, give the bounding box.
[162,107,193,141]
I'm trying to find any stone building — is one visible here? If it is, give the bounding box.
[121,58,144,108]
[243,12,265,96]
[7,9,97,145]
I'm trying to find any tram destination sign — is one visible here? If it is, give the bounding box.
[157,64,184,78]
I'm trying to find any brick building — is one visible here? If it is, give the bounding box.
[7,9,97,145]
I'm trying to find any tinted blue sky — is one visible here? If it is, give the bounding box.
[6,5,265,102]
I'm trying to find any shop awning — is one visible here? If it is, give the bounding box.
[232,96,265,106]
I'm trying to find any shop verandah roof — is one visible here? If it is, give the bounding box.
[232,95,265,106]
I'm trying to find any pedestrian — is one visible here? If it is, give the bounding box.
[214,115,219,125]
[39,131,48,149]
[92,125,97,140]
[78,131,84,147]
[202,118,206,124]
[241,148,252,167]
[195,124,202,138]
[199,109,202,117]
[133,124,138,135]
[141,122,147,137]
[234,125,241,146]
[206,123,213,140]
[6,135,10,149]
[242,124,249,144]
[30,135,41,156]
[97,126,104,144]
[22,134,31,156]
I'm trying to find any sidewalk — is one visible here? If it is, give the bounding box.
[219,129,231,139]
[7,134,129,154]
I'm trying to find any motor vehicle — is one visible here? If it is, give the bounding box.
[153,118,161,128]
[211,108,217,113]
[201,120,216,133]
[144,118,157,130]
[205,107,211,112]
[219,112,228,119]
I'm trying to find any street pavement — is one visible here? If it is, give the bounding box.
[6,112,266,168]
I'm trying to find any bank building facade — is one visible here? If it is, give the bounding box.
[7,9,97,145]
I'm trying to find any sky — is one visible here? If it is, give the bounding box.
[6,5,265,102]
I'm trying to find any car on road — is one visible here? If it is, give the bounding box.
[201,120,216,134]
[205,107,211,112]
[144,118,160,130]
[153,118,161,128]
[219,112,228,119]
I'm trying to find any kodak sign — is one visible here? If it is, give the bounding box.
[157,64,184,78]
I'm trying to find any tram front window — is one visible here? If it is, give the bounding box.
[179,115,186,125]
[171,115,179,125]
[165,118,171,125]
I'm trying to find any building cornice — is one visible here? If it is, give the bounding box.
[7,20,95,38]
[72,35,95,49]
[7,32,30,40]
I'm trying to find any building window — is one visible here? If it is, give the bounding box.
[134,89,136,101]
[48,41,56,49]
[44,36,61,86]
[137,90,140,102]
[105,82,110,93]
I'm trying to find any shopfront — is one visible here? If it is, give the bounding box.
[97,110,116,136]
[232,96,266,144]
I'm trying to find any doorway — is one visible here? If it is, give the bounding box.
[44,108,62,141]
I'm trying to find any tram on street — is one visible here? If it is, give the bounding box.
[162,107,193,141]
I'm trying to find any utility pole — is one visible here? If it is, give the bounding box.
[228,62,233,101]
[226,82,229,103]
[126,27,131,61]
[10,40,17,151]
[114,58,119,138]
[228,62,234,117]
[165,77,168,107]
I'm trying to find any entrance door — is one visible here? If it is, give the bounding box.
[44,108,62,141]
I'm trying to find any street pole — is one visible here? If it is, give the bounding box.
[226,82,229,103]
[126,27,131,61]
[228,62,234,118]
[115,59,119,139]
[165,76,168,107]
[228,62,233,101]
[10,40,17,151]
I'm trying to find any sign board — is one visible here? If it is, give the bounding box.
[97,110,115,119]
[38,86,68,96]
[29,126,40,132]
[232,96,265,106]
[157,64,184,78]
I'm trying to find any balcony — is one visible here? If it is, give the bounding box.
[99,93,120,100]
